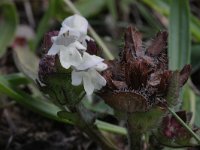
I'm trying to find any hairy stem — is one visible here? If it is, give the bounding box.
[127,115,143,150]
[127,127,142,150]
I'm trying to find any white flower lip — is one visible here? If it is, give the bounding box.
[47,14,108,95]
[75,52,104,71]
[71,69,107,95]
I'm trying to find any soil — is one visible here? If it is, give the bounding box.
[0,102,101,150]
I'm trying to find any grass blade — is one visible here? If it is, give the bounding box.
[169,0,191,70]
[0,76,72,123]
[142,0,200,42]
[3,73,30,86]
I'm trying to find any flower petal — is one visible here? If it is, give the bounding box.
[51,36,58,43]
[61,14,88,34]
[90,69,107,90]
[73,41,86,50]
[82,72,95,95]
[53,34,78,47]
[47,44,60,55]
[71,70,82,85]
[76,52,104,70]
[94,62,108,71]
[59,45,82,69]
[78,35,92,47]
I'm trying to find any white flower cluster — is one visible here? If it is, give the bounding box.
[47,14,107,95]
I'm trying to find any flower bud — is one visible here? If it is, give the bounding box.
[156,111,200,147]
[38,55,57,84]
[86,40,100,55]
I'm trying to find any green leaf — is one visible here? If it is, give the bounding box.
[0,1,18,57]
[0,75,127,135]
[75,0,106,17]
[57,110,79,123]
[0,76,72,124]
[3,73,30,86]
[168,0,190,70]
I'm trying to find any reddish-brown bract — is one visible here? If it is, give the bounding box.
[98,26,191,113]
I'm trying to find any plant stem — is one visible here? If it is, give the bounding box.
[127,126,142,150]
[63,0,114,60]
[79,121,117,150]
[70,103,118,150]
[167,107,200,143]
[127,114,143,150]
[95,120,127,135]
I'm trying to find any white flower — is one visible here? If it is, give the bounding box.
[47,14,91,55]
[47,14,108,95]
[71,52,108,95]
[58,14,91,47]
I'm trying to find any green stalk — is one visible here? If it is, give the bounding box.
[95,120,127,135]
[127,122,143,150]
[168,107,200,143]
[127,113,147,150]
[70,103,118,150]
[126,107,165,150]
[63,0,114,60]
